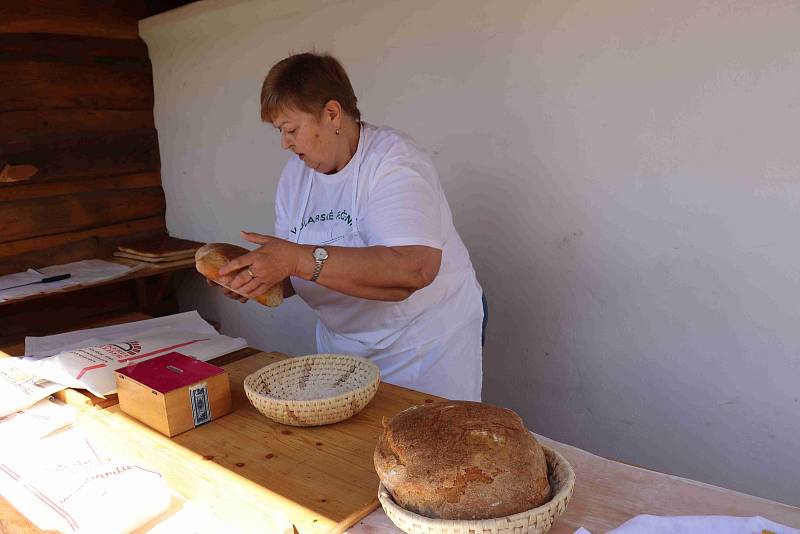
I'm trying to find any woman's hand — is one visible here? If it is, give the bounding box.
[206,278,248,303]
[218,231,300,298]
[218,230,442,303]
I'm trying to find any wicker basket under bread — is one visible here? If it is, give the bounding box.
[378,445,575,534]
[243,354,380,426]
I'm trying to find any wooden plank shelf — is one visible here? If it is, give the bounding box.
[0,257,195,309]
[0,258,197,346]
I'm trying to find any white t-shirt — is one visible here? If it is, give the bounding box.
[274,123,483,400]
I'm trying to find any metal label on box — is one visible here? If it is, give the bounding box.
[189,382,211,426]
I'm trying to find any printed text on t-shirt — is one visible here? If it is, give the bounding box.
[290,209,353,235]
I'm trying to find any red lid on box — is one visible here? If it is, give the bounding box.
[116,352,224,393]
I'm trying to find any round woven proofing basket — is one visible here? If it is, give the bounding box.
[243,353,380,426]
[378,445,575,534]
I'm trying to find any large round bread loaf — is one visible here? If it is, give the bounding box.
[374,401,550,520]
[195,243,283,307]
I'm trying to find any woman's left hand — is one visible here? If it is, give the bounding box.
[218,231,299,297]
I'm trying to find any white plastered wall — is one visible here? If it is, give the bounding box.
[141,0,800,506]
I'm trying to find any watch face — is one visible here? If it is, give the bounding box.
[313,247,329,261]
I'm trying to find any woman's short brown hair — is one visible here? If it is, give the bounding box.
[260,52,361,123]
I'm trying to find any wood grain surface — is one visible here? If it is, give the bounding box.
[0,109,154,142]
[0,216,165,276]
[0,1,167,319]
[0,186,165,242]
[0,32,149,60]
[1,129,160,183]
[0,58,153,111]
[75,351,442,534]
[0,1,150,40]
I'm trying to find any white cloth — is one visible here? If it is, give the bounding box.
[0,424,171,534]
[575,515,800,534]
[275,122,483,400]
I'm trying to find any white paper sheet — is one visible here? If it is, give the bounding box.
[0,357,67,417]
[25,310,218,358]
[0,398,74,443]
[29,325,247,397]
[0,269,42,291]
[0,259,144,303]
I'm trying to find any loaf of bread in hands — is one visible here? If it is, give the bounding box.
[195,243,283,307]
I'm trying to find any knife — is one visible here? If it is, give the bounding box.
[0,273,71,291]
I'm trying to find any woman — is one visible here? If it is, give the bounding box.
[216,52,484,401]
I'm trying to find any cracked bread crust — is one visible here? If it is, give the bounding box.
[374,401,550,520]
[195,243,283,307]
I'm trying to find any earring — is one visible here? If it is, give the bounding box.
[335,128,340,135]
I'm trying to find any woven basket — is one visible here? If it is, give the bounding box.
[378,445,575,534]
[243,353,380,426]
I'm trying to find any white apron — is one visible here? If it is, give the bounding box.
[286,129,483,401]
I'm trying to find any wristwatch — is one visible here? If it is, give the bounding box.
[310,246,329,282]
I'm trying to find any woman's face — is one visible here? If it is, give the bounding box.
[272,106,339,173]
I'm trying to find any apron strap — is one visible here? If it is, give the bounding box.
[294,175,314,244]
[350,121,365,236]
[295,122,365,244]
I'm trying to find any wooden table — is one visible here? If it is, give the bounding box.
[2,313,799,533]
[75,349,439,534]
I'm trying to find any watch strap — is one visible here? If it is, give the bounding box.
[310,247,327,282]
[310,259,324,282]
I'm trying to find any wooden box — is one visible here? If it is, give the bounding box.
[115,351,232,437]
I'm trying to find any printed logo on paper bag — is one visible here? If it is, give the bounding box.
[189,383,211,426]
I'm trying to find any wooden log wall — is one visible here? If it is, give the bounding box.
[0,1,168,277]
[0,2,198,343]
